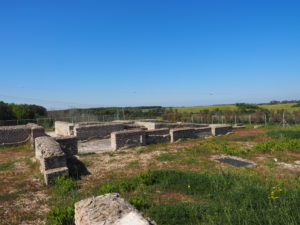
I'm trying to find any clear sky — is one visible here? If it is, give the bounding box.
[0,0,299,109]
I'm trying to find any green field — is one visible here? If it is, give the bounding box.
[173,103,298,113]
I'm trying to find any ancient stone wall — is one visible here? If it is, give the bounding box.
[0,125,31,146]
[145,128,170,145]
[55,136,78,156]
[111,130,146,150]
[74,193,155,225]
[55,121,74,136]
[74,123,125,140]
[135,121,207,130]
[209,124,233,136]
[35,136,68,185]
[0,123,46,146]
[170,127,211,142]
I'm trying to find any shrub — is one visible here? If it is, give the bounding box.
[53,176,78,196]
[47,206,74,225]
[129,196,150,210]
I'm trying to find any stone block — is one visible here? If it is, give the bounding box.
[74,193,155,225]
[55,136,78,156]
[209,124,232,136]
[35,136,67,171]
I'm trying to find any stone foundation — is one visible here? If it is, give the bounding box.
[209,124,232,136]
[55,121,74,136]
[35,136,68,185]
[111,130,146,150]
[0,123,46,147]
[170,127,211,142]
[74,193,155,225]
[145,128,170,145]
[74,123,125,140]
[55,136,78,156]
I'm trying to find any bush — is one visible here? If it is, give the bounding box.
[53,176,78,196]
[129,196,150,210]
[47,206,74,225]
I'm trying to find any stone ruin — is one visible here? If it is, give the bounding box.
[0,120,239,224]
[74,193,156,225]
[0,123,45,147]
[54,120,233,151]
[0,120,234,185]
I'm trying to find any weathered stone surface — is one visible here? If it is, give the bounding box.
[146,134,170,145]
[55,121,74,136]
[170,127,211,142]
[55,136,78,156]
[35,136,67,171]
[27,123,46,148]
[211,155,257,168]
[145,128,170,136]
[135,121,207,130]
[209,124,232,136]
[0,125,31,146]
[145,128,170,144]
[44,167,69,185]
[111,130,145,150]
[74,123,125,140]
[74,193,154,225]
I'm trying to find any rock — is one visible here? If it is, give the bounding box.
[74,193,155,225]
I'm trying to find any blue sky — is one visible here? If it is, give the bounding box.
[0,0,299,109]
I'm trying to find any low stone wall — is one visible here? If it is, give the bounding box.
[209,124,232,136]
[74,193,155,225]
[55,136,78,156]
[135,121,207,130]
[0,125,31,146]
[55,121,74,136]
[35,136,68,185]
[145,128,170,145]
[0,123,46,146]
[74,123,125,140]
[111,130,146,150]
[170,127,211,142]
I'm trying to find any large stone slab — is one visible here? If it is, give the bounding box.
[74,193,155,225]
[55,121,74,136]
[35,136,67,172]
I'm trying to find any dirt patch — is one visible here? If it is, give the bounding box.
[0,146,49,225]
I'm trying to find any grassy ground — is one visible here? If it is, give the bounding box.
[173,103,298,113]
[2,126,300,224]
[0,144,49,225]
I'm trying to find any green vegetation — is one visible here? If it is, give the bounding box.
[255,127,300,153]
[156,152,181,161]
[0,100,47,120]
[0,160,16,170]
[50,170,300,225]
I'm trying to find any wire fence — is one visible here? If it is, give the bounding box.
[0,111,299,128]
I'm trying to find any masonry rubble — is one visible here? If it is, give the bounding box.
[74,193,156,225]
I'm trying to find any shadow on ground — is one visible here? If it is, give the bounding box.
[67,156,91,179]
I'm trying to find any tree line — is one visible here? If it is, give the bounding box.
[0,101,47,120]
